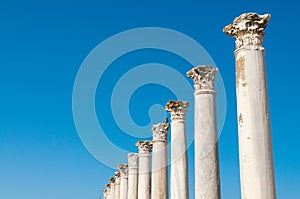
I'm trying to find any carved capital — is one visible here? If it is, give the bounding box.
[152,120,169,142]
[165,100,189,121]
[109,177,116,188]
[136,140,153,154]
[118,164,128,178]
[187,65,218,92]
[223,13,270,48]
[127,153,138,168]
[105,183,111,190]
[114,171,121,184]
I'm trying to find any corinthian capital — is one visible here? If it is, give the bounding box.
[223,13,271,48]
[109,177,116,184]
[187,65,218,92]
[152,120,169,142]
[165,100,189,121]
[118,164,129,177]
[136,140,153,154]
[105,183,110,189]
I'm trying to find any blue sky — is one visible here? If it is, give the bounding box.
[0,0,299,199]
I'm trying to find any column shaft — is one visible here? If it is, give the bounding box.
[128,154,139,199]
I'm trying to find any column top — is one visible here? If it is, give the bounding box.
[105,183,111,189]
[135,140,153,154]
[186,65,218,92]
[118,164,129,177]
[223,12,271,49]
[152,119,169,142]
[109,177,116,183]
[165,100,189,121]
[127,153,138,167]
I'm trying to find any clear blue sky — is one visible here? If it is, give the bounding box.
[0,0,299,199]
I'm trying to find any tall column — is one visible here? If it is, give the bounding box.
[151,121,169,199]
[136,140,153,199]
[127,153,139,199]
[165,100,189,199]
[114,172,121,199]
[118,164,129,199]
[223,13,276,199]
[105,184,111,199]
[109,177,116,199]
[187,66,221,199]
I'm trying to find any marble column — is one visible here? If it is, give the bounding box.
[165,100,189,199]
[105,184,111,199]
[128,153,139,199]
[103,188,108,199]
[114,172,121,199]
[136,140,153,199]
[118,164,129,199]
[187,66,221,199]
[223,13,276,199]
[151,121,169,199]
[109,177,116,199]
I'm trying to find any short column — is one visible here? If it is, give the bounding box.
[223,13,276,199]
[151,121,169,199]
[165,100,189,199]
[187,66,221,199]
[127,153,139,199]
[118,164,129,199]
[136,140,153,199]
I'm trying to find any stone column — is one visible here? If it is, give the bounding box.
[165,100,189,199]
[105,184,111,199]
[136,140,153,199]
[223,13,276,199]
[114,172,121,199]
[128,153,139,199]
[109,177,116,199]
[187,66,221,199]
[103,188,108,199]
[151,121,169,199]
[118,164,129,199]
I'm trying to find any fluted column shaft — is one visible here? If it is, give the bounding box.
[165,101,189,199]
[224,13,276,199]
[128,153,139,199]
[187,66,221,199]
[136,141,153,199]
[151,122,169,199]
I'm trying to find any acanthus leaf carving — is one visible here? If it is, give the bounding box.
[223,13,271,48]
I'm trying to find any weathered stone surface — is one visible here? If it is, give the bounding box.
[151,121,169,199]
[187,65,221,199]
[127,153,139,199]
[165,100,189,121]
[166,100,189,199]
[224,12,276,199]
[136,140,152,199]
[223,13,270,49]
[118,164,128,199]
[186,65,218,92]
